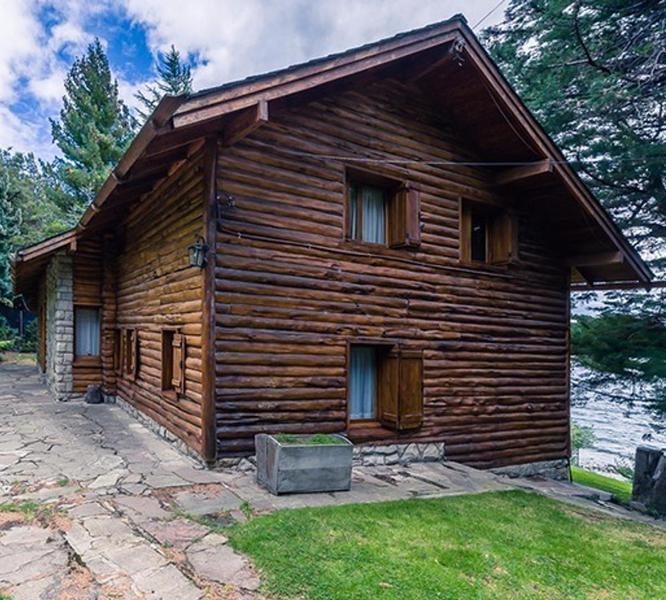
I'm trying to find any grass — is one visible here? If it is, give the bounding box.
[228,490,666,599]
[0,501,41,518]
[274,433,342,445]
[571,466,633,503]
[0,351,36,365]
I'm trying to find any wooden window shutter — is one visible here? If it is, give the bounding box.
[377,349,424,431]
[459,201,472,262]
[489,212,518,265]
[171,333,186,394]
[132,329,140,379]
[389,185,421,248]
[377,351,399,429]
[397,350,424,430]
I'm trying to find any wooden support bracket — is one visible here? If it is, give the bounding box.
[222,100,269,146]
[495,159,553,187]
[566,251,623,267]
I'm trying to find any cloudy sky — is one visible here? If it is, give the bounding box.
[0,1,506,159]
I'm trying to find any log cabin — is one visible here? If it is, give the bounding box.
[12,15,652,475]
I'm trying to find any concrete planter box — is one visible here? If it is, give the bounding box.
[255,433,353,495]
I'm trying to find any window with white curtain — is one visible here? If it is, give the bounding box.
[349,346,377,420]
[75,307,100,357]
[349,184,387,244]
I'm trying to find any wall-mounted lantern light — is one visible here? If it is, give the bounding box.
[188,236,208,269]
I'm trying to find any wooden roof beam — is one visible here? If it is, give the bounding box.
[565,251,623,267]
[222,100,269,146]
[408,37,463,82]
[572,280,666,292]
[495,159,553,187]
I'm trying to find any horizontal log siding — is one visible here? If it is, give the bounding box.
[72,238,103,393]
[114,156,206,453]
[214,79,569,469]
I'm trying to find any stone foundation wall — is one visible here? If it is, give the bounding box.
[45,251,74,401]
[352,442,445,466]
[491,458,570,481]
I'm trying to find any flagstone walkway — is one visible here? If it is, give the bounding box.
[0,358,663,599]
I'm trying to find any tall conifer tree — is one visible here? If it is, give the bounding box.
[136,45,193,121]
[50,39,136,217]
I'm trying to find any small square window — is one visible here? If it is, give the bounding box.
[162,329,185,395]
[348,344,424,430]
[111,328,121,374]
[460,200,517,265]
[346,169,421,248]
[125,329,138,378]
[470,208,488,262]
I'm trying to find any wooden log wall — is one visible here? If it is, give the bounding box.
[101,236,118,395]
[214,79,570,469]
[72,238,104,393]
[113,154,206,453]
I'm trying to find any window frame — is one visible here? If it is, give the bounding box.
[344,167,420,250]
[345,340,423,434]
[347,344,381,422]
[73,304,102,362]
[161,328,186,399]
[124,328,139,380]
[345,177,392,246]
[459,198,517,266]
[109,327,121,375]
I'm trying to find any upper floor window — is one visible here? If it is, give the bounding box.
[346,168,421,248]
[75,306,100,357]
[460,200,518,265]
[349,184,387,244]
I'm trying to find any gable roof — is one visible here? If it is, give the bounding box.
[13,14,652,299]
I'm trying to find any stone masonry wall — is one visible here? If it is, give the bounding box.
[45,251,74,401]
[491,458,570,481]
[352,442,446,467]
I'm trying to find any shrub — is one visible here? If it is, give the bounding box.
[15,319,37,352]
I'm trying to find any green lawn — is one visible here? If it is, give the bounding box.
[571,467,633,503]
[229,490,666,599]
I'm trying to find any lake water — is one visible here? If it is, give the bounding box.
[571,371,666,474]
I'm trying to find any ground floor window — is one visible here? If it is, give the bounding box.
[75,306,100,357]
[348,344,424,431]
[349,346,377,420]
[161,329,186,396]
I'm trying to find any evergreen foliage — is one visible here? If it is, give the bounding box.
[135,45,192,121]
[50,39,136,218]
[572,313,666,411]
[0,150,70,304]
[0,175,21,304]
[483,1,666,269]
[484,0,666,408]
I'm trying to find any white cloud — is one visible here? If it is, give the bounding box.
[0,0,505,158]
[119,0,505,92]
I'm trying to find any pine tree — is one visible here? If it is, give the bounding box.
[50,39,137,217]
[136,45,193,121]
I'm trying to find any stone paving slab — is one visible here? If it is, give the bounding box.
[1,359,665,599]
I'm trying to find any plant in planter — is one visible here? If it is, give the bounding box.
[255,433,353,495]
